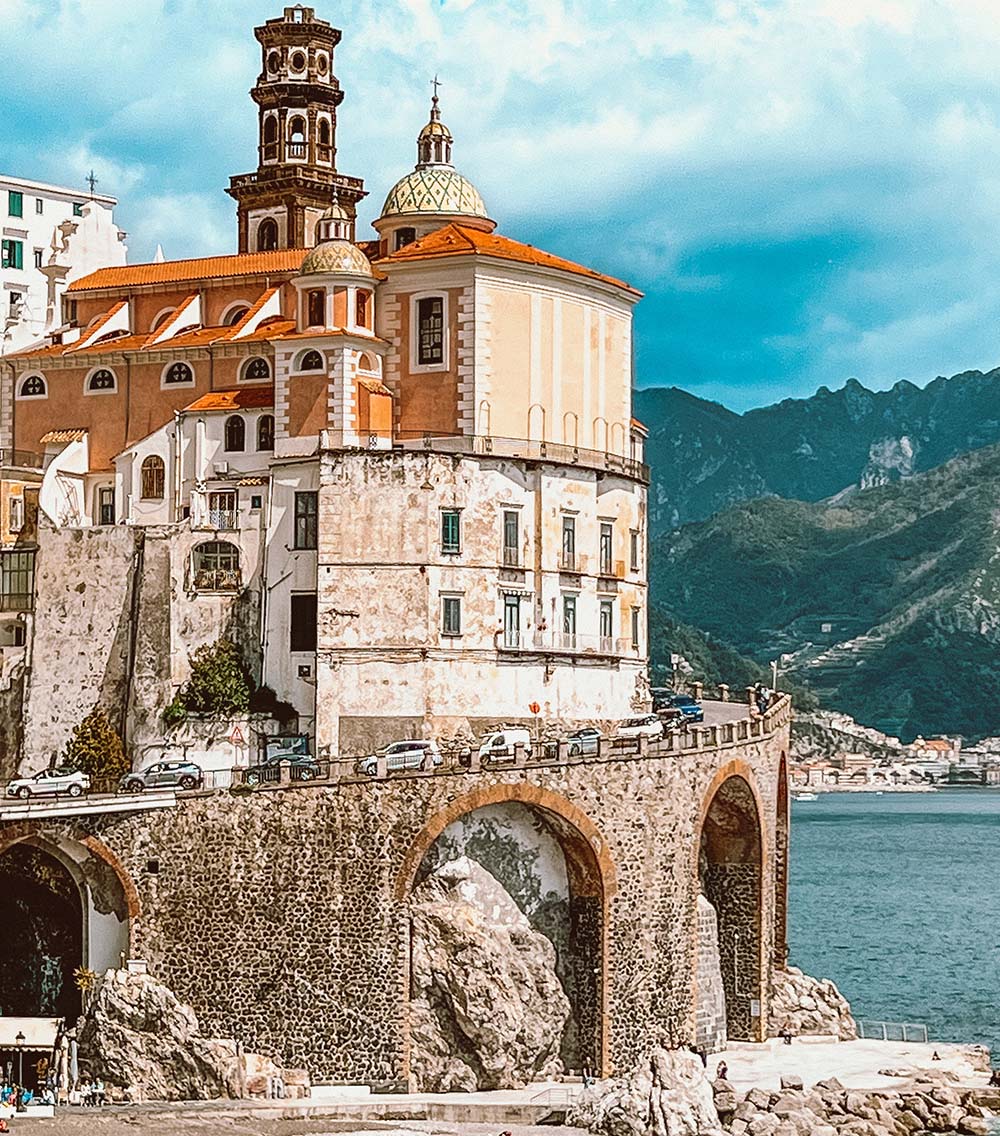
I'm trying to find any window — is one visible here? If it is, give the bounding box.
[266,50,280,72]
[502,509,519,567]
[600,599,614,647]
[257,217,278,251]
[207,490,237,530]
[561,515,576,570]
[72,202,83,216]
[562,595,577,647]
[0,550,35,612]
[299,349,323,371]
[290,593,318,652]
[18,374,45,398]
[294,491,318,549]
[417,296,444,366]
[140,456,165,500]
[224,415,246,452]
[503,593,521,648]
[35,197,43,215]
[307,289,325,327]
[263,116,279,160]
[8,191,22,217]
[441,595,462,637]
[250,494,263,511]
[290,51,306,71]
[631,606,641,649]
[98,487,115,526]
[441,508,461,554]
[318,119,331,145]
[164,361,194,385]
[224,305,250,327]
[355,289,369,328]
[33,248,42,269]
[2,240,23,270]
[630,530,640,573]
[8,495,25,533]
[395,227,416,251]
[8,293,21,318]
[87,368,116,392]
[600,521,613,575]
[257,414,274,451]
[193,541,240,591]
[242,356,270,381]
[64,297,77,325]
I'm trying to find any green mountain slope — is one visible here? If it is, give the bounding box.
[652,445,1000,741]
[636,369,1000,532]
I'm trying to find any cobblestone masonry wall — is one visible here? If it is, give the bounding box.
[0,702,790,1083]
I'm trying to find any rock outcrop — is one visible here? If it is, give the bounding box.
[409,856,570,1091]
[570,1047,724,1136]
[77,968,244,1100]
[769,966,858,1040]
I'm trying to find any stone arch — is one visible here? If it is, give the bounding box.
[693,762,767,1045]
[773,752,789,967]
[397,784,616,1081]
[0,826,137,1016]
[527,403,546,441]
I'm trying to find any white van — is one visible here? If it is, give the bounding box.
[478,727,532,764]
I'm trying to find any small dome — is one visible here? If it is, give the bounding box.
[419,119,452,141]
[321,201,352,221]
[300,239,374,277]
[381,167,487,219]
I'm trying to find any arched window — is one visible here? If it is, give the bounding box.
[307,289,325,327]
[163,361,194,386]
[18,374,46,398]
[288,115,307,158]
[87,368,116,393]
[257,218,278,252]
[355,289,370,328]
[224,415,246,452]
[262,115,279,161]
[241,356,271,382]
[257,414,275,451]
[193,541,241,591]
[318,119,331,146]
[299,350,324,371]
[140,456,165,500]
[222,304,250,327]
[357,352,378,373]
[150,307,175,332]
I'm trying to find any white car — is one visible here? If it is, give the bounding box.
[6,767,91,800]
[614,715,664,741]
[357,739,442,777]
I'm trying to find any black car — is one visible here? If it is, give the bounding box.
[244,752,318,786]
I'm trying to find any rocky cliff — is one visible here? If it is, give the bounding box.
[409,856,570,1091]
[636,368,1000,532]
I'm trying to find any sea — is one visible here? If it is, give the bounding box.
[790,789,1000,1057]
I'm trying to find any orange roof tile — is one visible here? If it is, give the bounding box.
[40,428,87,444]
[377,223,642,297]
[67,248,309,292]
[357,376,393,396]
[183,387,275,412]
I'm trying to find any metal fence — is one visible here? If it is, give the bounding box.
[857,1021,929,1043]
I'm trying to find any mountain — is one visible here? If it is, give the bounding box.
[652,445,1000,741]
[635,369,1000,532]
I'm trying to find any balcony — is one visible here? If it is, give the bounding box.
[502,546,520,568]
[286,142,307,159]
[497,630,640,658]
[193,568,241,593]
[0,449,43,470]
[207,510,238,531]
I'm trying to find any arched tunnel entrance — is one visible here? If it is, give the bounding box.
[402,790,611,1090]
[696,774,764,1047]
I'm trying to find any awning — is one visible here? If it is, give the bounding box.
[0,1018,60,1050]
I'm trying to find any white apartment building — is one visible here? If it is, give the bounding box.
[1,175,127,356]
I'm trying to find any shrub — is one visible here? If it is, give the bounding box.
[173,638,253,718]
[64,705,129,782]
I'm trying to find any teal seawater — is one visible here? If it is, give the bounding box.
[789,789,1000,1056]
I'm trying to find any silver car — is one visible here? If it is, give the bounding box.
[120,760,203,793]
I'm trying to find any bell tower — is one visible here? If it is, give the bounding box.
[227,5,366,253]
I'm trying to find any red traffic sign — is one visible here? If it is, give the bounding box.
[528,702,541,715]
[229,725,246,746]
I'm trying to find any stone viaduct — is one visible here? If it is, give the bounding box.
[0,696,791,1085]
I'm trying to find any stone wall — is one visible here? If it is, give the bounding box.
[694,894,726,1053]
[0,699,790,1084]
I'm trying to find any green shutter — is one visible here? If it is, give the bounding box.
[11,241,22,270]
[8,191,22,217]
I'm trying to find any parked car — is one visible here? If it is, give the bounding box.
[357,739,442,777]
[614,715,664,741]
[243,752,318,786]
[119,760,203,793]
[479,727,532,764]
[565,727,601,756]
[6,767,90,800]
[667,694,705,723]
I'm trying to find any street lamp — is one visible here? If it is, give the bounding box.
[15,1030,25,1087]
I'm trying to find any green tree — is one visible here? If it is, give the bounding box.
[64,705,129,781]
[174,637,253,718]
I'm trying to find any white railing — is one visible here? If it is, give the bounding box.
[856,1020,929,1043]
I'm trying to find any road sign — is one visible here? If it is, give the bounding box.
[529,702,540,715]
[229,725,246,746]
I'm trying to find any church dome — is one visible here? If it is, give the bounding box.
[381,166,487,219]
[300,238,374,277]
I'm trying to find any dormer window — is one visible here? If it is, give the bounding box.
[299,350,324,371]
[307,289,325,328]
[395,227,416,251]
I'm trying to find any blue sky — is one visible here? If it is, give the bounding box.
[3,0,1000,410]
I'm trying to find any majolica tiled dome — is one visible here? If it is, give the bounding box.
[300,238,374,277]
[381,166,487,219]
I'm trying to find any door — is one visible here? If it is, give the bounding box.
[503,593,521,648]
[98,487,115,526]
[208,491,237,530]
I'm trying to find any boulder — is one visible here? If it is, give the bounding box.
[76,968,243,1100]
[769,966,857,1040]
[409,856,570,1091]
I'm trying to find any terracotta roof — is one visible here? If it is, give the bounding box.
[183,388,275,412]
[6,320,296,361]
[377,223,642,297]
[357,376,393,396]
[40,428,87,444]
[66,248,310,292]
[630,416,648,434]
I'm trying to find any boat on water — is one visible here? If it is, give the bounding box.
[793,792,819,802]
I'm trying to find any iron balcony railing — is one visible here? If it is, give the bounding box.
[0,449,43,470]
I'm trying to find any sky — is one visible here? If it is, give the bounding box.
[3,0,1000,411]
